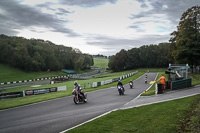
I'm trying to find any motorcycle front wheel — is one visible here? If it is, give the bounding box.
[73,97,79,104]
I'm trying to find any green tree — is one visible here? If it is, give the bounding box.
[108,49,128,72]
[169,5,200,67]
[0,34,93,72]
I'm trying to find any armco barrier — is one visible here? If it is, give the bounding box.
[105,79,112,84]
[91,70,138,88]
[112,78,119,82]
[0,86,66,100]
[0,76,68,85]
[97,82,101,87]
[0,91,24,99]
[171,78,192,90]
[101,81,105,86]
[92,82,97,88]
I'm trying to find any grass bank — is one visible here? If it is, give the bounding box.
[0,64,66,83]
[67,94,200,133]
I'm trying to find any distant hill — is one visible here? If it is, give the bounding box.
[92,54,108,58]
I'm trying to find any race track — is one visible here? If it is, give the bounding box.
[0,73,157,133]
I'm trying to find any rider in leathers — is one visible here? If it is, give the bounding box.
[74,81,85,99]
[117,80,125,92]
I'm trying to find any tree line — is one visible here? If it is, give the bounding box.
[108,43,170,71]
[109,5,200,72]
[0,34,93,72]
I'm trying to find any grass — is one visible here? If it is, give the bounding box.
[0,64,66,83]
[189,73,200,86]
[93,58,109,68]
[66,94,200,133]
[0,57,108,83]
[178,95,200,132]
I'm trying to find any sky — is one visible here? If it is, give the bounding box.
[0,0,200,56]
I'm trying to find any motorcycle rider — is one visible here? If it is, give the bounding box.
[117,80,125,92]
[74,81,85,99]
[145,74,147,84]
[129,80,133,88]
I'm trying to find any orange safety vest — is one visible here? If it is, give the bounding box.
[159,76,166,84]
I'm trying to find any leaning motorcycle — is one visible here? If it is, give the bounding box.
[72,88,87,104]
[117,85,124,95]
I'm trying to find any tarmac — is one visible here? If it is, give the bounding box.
[121,85,200,110]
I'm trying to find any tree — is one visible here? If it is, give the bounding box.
[108,43,170,71]
[108,49,128,72]
[169,5,200,67]
[0,34,94,72]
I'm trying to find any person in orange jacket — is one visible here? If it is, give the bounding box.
[157,75,166,90]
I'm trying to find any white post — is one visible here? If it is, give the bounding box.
[155,83,158,95]
[186,64,188,79]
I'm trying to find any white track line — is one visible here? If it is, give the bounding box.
[124,73,158,106]
[60,108,118,133]
[120,93,200,110]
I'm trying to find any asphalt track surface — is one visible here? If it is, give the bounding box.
[0,73,157,133]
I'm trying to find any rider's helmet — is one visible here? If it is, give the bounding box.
[118,80,121,83]
[74,81,78,86]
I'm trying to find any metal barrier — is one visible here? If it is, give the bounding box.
[171,78,192,90]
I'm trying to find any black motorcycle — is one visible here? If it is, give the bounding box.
[72,88,87,104]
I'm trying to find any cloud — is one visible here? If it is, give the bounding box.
[85,34,170,55]
[133,0,200,26]
[0,0,78,37]
[59,0,117,7]
[1,0,200,56]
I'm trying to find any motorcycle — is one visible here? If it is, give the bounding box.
[117,85,124,95]
[72,88,87,104]
[129,82,133,89]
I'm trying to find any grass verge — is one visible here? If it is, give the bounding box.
[66,94,200,133]
[141,69,167,96]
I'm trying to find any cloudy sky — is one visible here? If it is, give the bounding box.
[0,0,200,56]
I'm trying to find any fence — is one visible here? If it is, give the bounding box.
[0,86,66,99]
[92,71,138,88]
[0,76,69,85]
[171,78,192,90]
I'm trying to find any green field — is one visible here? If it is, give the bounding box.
[0,64,66,83]
[0,57,108,83]
[67,94,200,133]
[93,57,109,68]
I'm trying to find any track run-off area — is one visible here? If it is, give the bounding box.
[0,73,157,133]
